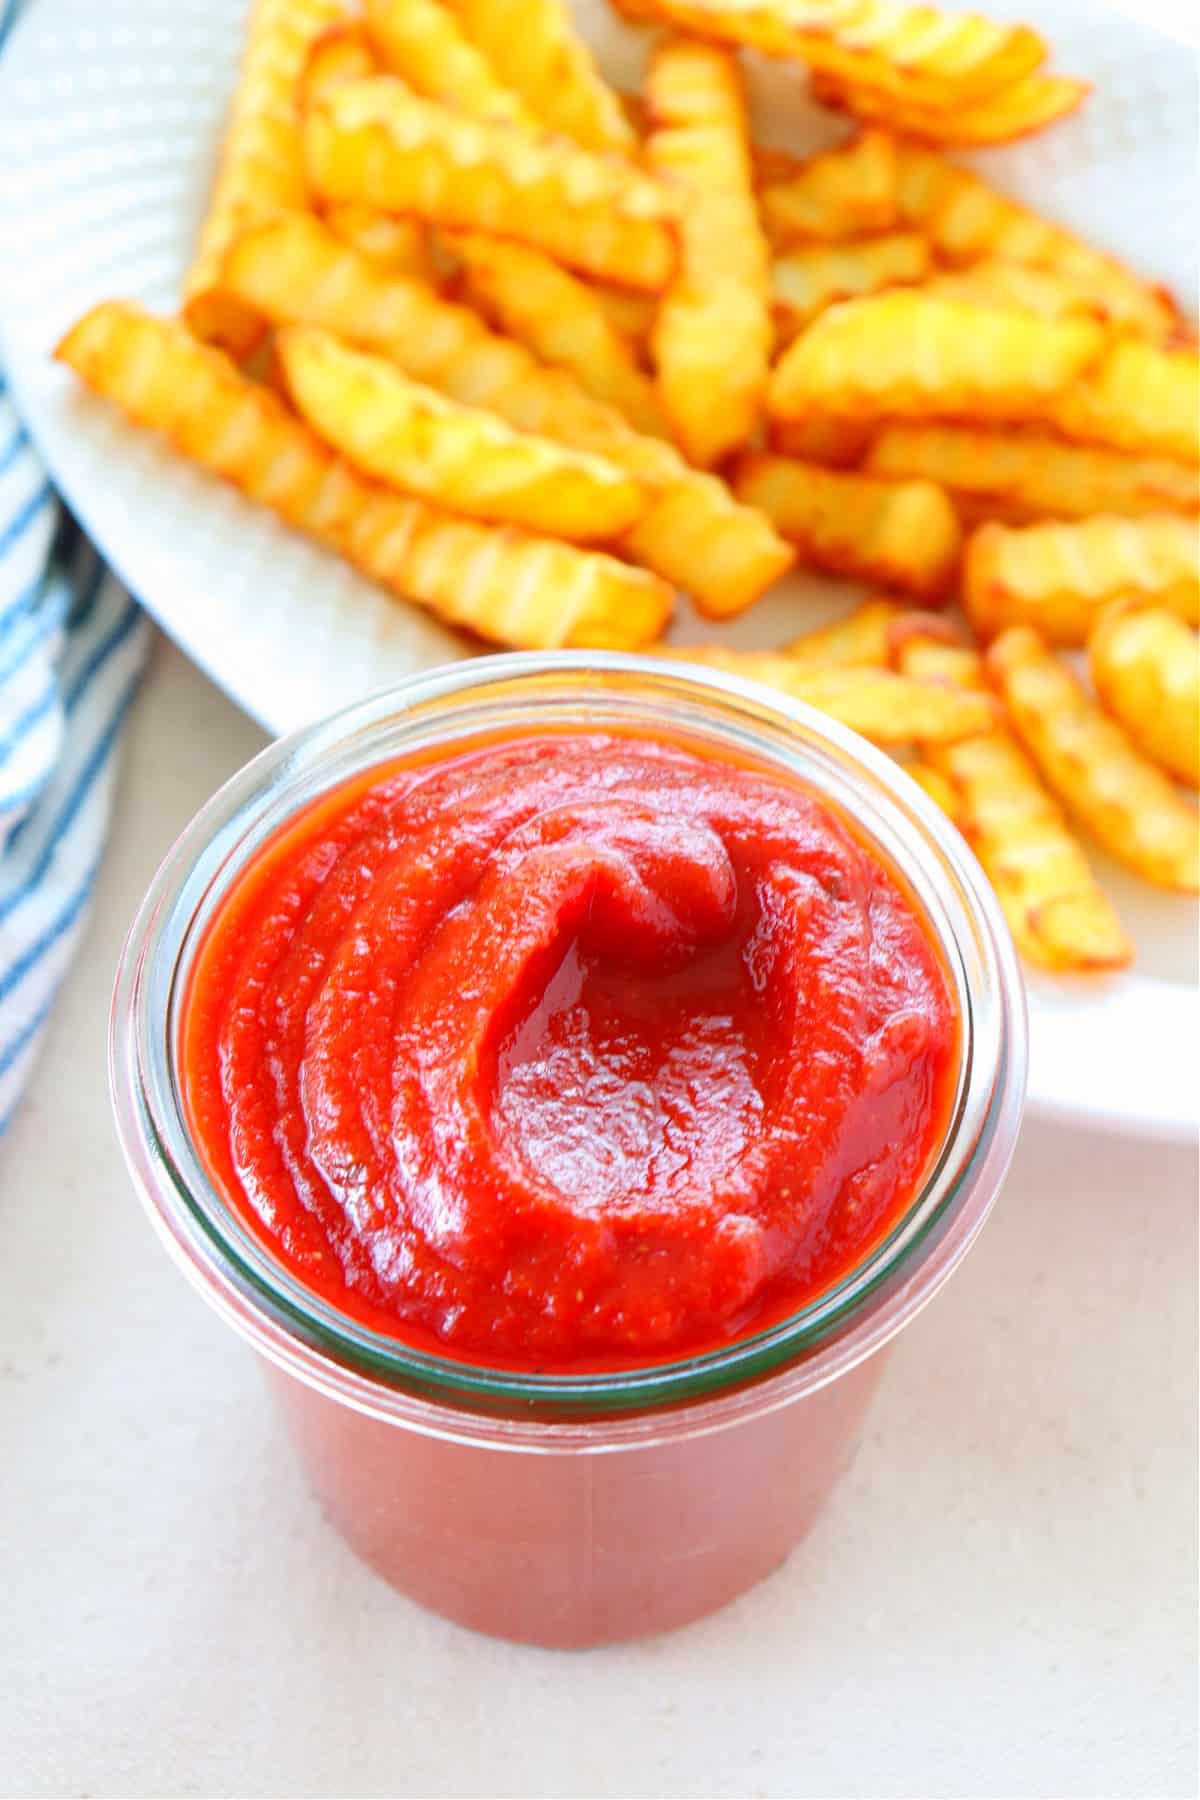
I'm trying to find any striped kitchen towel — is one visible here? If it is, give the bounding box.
[0,0,152,1134]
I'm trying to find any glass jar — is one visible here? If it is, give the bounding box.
[111,653,1027,1647]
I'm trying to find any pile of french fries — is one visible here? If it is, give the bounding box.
[56,0,1199,972]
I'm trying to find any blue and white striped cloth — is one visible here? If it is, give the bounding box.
[0,0,152,1133]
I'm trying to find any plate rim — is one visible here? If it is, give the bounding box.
[1,0,1197,1143]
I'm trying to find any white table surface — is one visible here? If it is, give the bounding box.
[2,638,1197,1800]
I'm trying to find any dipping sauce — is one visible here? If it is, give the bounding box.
[183,731,957,1370]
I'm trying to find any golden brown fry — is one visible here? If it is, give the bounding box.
[891,615,1132,969]
[277,326,647,541]
[654,645,999,744]
[182,0,345,353]
[220,212,792,612]
[364,0,534,124]
[939,734,1136,968]
[300,22,379,104]
[447,231,668,436]
[303,77,679,291]
[613,0,1046,110]
[645,37,772,467]
[323,205,433,277]
[865,424,1200,522]
[987,625,1199,890]
[886,611,984,687]
[1089,604,1200,787]
[1048,340,1200,465]
[768,291,1106,423]
[772,233,930,335]
[442,0,636,153]
[56,302,671,651]
[733,453,962,597]
[901,760,961,819]
[759,129,896,245]
[751,141,806,186]
[769,415,871,467]
[812,70,1089,146]
[892,142,1178,342]
[585,283,658,349]
[787,596,903,664]
[300,28,436,280]
[963,514,1200,646]
[923,259,1111,325]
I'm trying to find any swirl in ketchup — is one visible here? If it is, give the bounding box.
[182,732,958,1370]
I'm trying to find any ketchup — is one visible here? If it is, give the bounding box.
[183,731,957,1371]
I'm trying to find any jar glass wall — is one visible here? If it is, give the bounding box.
[111,654,1026,1645]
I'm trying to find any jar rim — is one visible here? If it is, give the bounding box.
[110,652,1027,1438]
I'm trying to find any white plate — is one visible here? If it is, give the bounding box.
[0,0,1196,1137]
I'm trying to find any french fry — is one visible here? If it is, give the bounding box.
[751,142,806,186]
[447,231,668,435]
[812,70,1089,146]
[772,233,930,336]
[787,596,902,664]
[182,0,346,353]
[1048,340,1200,465]
[442,0,636,153]
[653,646,999,745]
[303,78,679,291]
[865,424,1200,522]
[923,259,1115,325]
[892,142,1178,342]
[323,204,433,278]
[220,212,793,612]
[769,415,872,467]
[277,326,647,541]
[901,760,961,819]
[1089,604,1200,787]
[645,37,772,466]
[364,0,535,125]
[300,27,436,281]
[963,514,1200,646]
[623,480,795,618]
[759,130,896,245]
[300,22,379,103]
[768,291,1106,423]
[987,625,1199,891]
[613,0,1047,112]
[733,454,963,597]
[585,283,658,349]
[56,303,671,652]
[891,615,1132,969]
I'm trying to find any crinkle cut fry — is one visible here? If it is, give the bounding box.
[613,0,1047,110]
[652,646,1000,744]
[275,324,648,542]
[448,231,668,436]
[733,452,962,599]
[768,291,1107,424]
[865,424,1200,523]
[55,302,673,652]
[442,0,637,153]
[759,129,896,245]
[811,69,1089,146]
[891,617,1132,969]
[772,233,930,334]
[963,513,1200,646]
[182,0,346,353]
[220,211,793,614]
[303,77,680,291]
[987,625,1199,892]
[892,141,1178,342]
[645,36,772,466]
[364,0,538,125]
